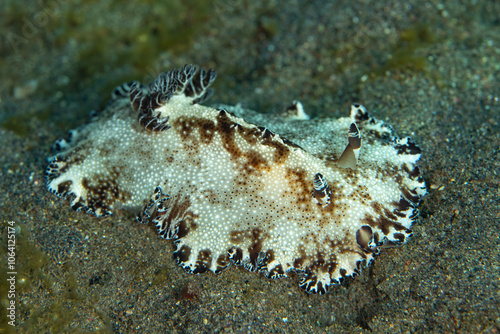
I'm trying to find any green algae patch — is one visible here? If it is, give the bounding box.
[1,115,31,137]
[58,0,215,84]
[0,222,50,331]
[0,220,113,332]
[1,107,51,137]
[366,24,441,84]
[382,24,435,73]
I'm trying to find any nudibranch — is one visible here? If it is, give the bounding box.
[46,65,426,294]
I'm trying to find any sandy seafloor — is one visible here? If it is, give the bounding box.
[0,0,499,333]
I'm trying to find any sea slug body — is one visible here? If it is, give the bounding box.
[46,65,426,294]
